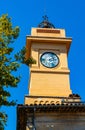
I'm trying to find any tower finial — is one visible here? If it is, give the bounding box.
[38,15,55,28]
[43,15,48,21]
[43,0,47,17]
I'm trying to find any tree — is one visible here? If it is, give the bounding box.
[15,46,36,66]
[0,14,36,130]
[0,14,20,130]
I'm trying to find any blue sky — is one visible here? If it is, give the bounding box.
[0,0,85,130]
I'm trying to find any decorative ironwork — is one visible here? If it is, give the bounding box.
[38,15,55,28]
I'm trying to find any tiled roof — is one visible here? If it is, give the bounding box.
[17,103,85,113]
[17,103,85,130]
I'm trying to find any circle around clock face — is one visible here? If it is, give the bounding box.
[40,52,59,68]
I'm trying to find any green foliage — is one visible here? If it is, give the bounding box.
[0,14,36,129]
[0,14,20,129]
[0,112,7,130]
[15,47,36,66]
[0,14,19,42]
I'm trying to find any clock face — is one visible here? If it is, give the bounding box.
[40,52,59,68]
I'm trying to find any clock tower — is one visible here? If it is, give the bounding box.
[17,16,85,130]
[25,16,72,101]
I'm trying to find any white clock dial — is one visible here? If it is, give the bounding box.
[40,52,59,68]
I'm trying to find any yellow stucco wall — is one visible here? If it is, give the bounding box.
[25,27,72,101]
[29,71,71,96]
[31,28,66,37]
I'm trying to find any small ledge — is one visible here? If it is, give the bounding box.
[30,68,70,74]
